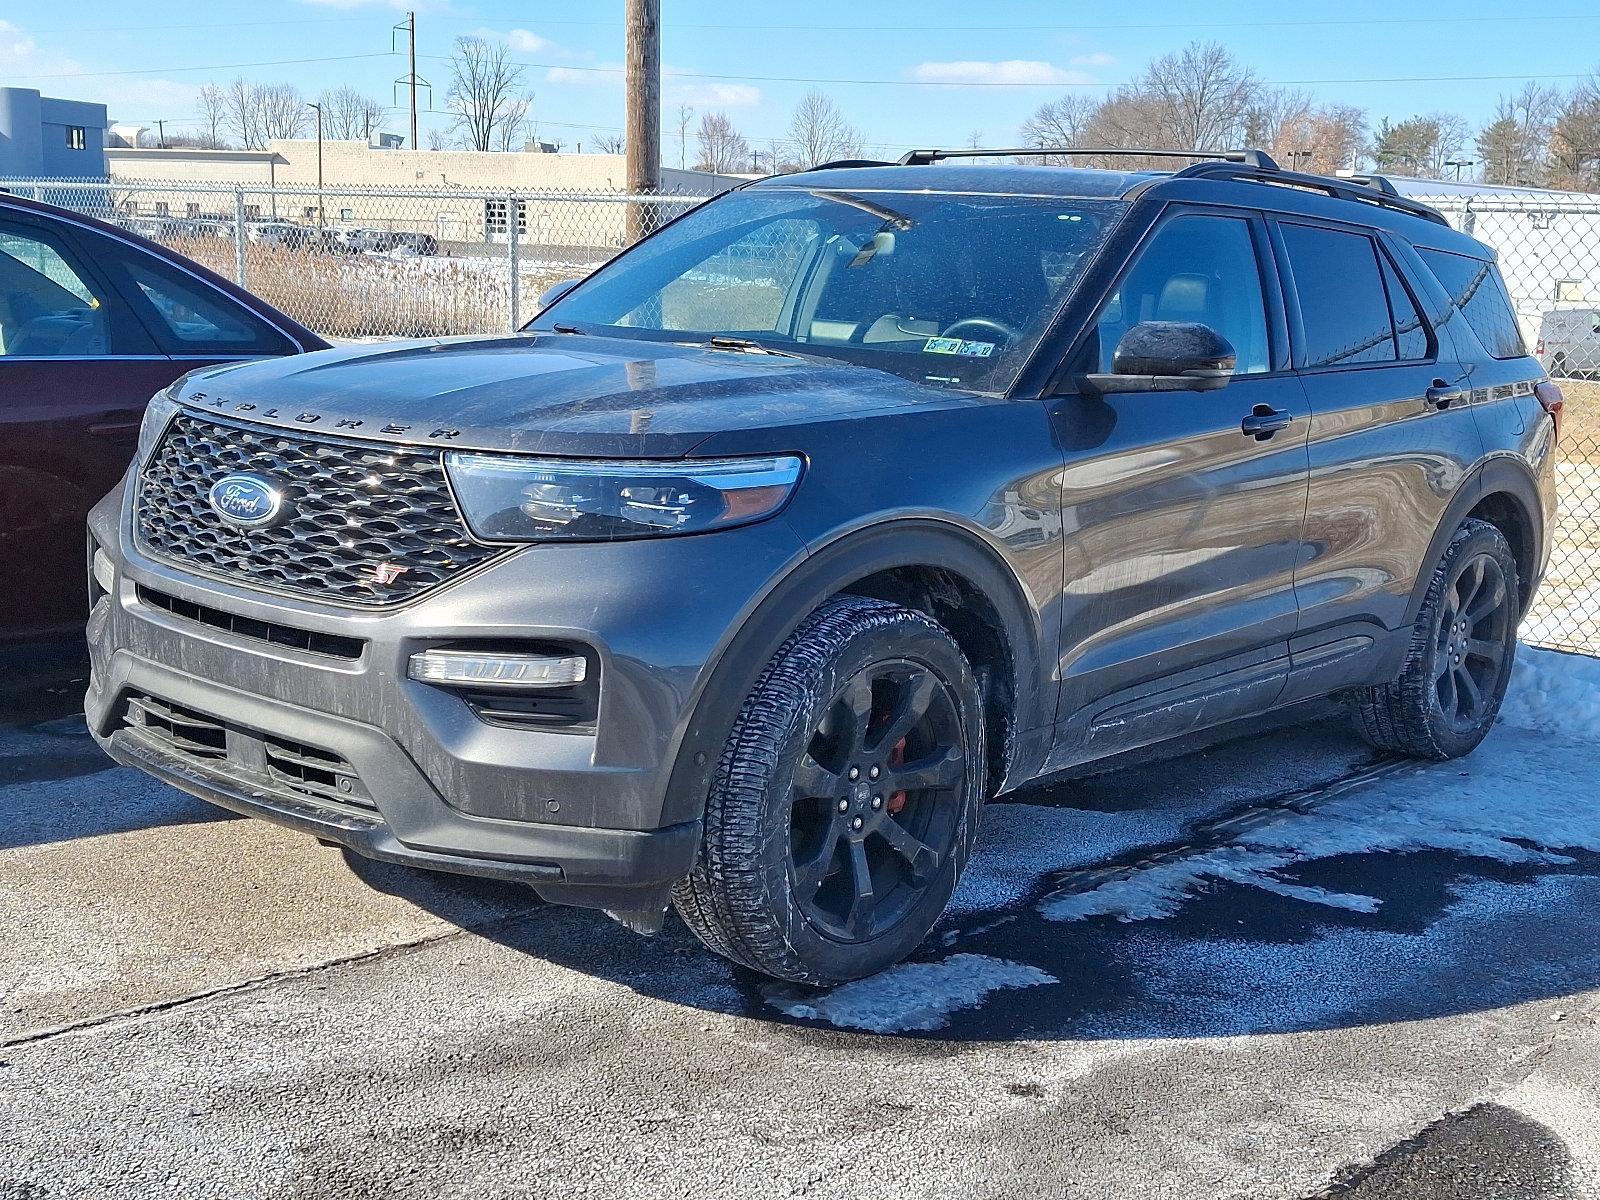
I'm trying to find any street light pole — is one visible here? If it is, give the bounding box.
[307,102,324,228]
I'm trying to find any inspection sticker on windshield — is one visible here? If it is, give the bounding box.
[923,337,994,358]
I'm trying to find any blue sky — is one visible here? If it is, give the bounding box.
[2,0,1596,156]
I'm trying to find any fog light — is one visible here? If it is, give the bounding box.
[92,548,116,597]
[408,649,588,689]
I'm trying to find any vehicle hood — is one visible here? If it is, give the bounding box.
[175,334,983,457]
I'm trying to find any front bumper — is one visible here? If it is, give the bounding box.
[86,474,808,909]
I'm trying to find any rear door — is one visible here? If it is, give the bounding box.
[1269,217,1484,702]
[1046,207,1312,769]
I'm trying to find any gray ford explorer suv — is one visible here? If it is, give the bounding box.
[86,148,1561,984]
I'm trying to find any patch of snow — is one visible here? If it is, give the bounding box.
[1038,644,1600,924]
[1042,720,1600,922]
[1499,643,1600,733]
[767,953,1055,1033]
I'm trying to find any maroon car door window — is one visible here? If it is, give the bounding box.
[0,229,110,357]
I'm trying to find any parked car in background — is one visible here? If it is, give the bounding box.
[389,231,439,256]
[1536,306,1600,378]
[87,149,1558,983]
[0,193,325,677]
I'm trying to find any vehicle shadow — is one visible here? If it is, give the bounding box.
[349,707,1600,1045]
[0,710,236,851]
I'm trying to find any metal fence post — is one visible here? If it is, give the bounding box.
[508,191,521,332]
[233,187,248,288]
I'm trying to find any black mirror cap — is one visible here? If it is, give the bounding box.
[1112,321,1237,379]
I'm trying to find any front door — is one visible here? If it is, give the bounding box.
[1046,208,1311,769]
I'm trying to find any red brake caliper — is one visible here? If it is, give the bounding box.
[887,736,909,814]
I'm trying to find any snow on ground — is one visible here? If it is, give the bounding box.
[783,644,1600,1033]
[1040,646,1600,924]
[765,954,1055,1033]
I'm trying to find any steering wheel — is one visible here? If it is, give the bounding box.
[940,317,1020,345]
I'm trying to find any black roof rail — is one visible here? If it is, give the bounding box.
[807,158,894,171]
[1156,161,1449,226]
[897,146,1281,169]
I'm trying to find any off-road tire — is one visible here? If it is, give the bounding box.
[1349,518,1519,760]
[672,595,986,985]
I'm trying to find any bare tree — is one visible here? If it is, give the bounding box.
[787,90,863,167]
[695,111,749,173]
[427,127,456,151]
[1137,41,1262,150]
[495,95,533,152]
[1479,83,1560,184]
[1018,94,1099,162]
[445,36,530,153]
[258,83,310,141]
[1550,77,1600,189]
[196,84,229,148]
[318,86,386,142]
[675,104,694,170]
[223,77,264,149]
[594,132,626,154]
[1373,112,1468,177]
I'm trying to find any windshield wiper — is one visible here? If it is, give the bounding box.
[698,336,803,358]
[550,323,585,334]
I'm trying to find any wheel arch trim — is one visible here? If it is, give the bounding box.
[658,518,1050,826]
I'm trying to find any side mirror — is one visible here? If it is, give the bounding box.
[535,278,582,312]
[1078,321,1236,395]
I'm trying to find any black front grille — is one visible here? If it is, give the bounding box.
[123,691,377,815]
[137,585,365,660]
[136,412,504,605]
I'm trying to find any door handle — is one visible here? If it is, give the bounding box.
[1425,383,1467,410]
[1241,405,1293,440]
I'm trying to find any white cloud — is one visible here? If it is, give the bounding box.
[542,63,760,109]
[910,59,1095,87]
[666,82,762,109]
[0,20,198,123]
[1070,52,1118,68]
[505,28,555,54]
[544,62,622,87]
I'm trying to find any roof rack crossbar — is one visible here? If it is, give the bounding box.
[1162,161,1449,226]
[897,146,1280,170]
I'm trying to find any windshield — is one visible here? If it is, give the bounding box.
[532,187,1125,393]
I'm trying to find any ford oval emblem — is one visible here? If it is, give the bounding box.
[207,473,287,527]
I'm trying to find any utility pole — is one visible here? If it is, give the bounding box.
[307,102,325,228]
[624,0,661,243]
[393,12,428,151]
[154,120,166,149]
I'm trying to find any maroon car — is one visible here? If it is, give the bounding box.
[0,193,324,679]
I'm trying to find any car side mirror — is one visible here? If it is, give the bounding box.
[1077,321,1236,394]
[535,279,582,312]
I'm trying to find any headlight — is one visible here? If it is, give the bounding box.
[136,385,184,466]
[445,452,804,542]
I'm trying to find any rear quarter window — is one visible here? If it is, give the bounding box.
[1418,248,1526,360]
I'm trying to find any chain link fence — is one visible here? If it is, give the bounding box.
[1,177,710,338]
[1412,193,1600,655]
[4,174,1600,653]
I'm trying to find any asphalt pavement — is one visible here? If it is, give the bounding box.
[2,679,1596,1200]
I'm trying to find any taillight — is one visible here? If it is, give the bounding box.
[1535,380,1564,442]
[1536,337,1545,357]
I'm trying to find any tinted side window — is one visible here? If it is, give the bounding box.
[1419,248,1526,359]
[1379,252,1430,360]
[1279,224,1397,368]
[0,224,111,357]
[117,254,293,355]
[1095,214,1270,374]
